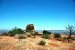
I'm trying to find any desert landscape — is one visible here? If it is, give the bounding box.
[0,24,75,50]
[0,35,75,50]
[0,0,75,50]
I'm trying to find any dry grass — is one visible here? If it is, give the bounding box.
[48,43,59,47]
[0,36,75,50]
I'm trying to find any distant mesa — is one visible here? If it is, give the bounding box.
[0,30,9,34]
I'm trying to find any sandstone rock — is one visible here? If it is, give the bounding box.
[26,24,35,32]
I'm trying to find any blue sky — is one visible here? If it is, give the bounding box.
[0,0,75,30]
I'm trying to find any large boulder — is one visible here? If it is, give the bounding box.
[26,24,35,32]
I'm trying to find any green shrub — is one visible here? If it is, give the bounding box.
[26,30,33,36]
[43,30,51,35]
[8,31,15,36]
[38,40,46,45]
[8,27,23,36]
[2,32,9,36]
[42,30,51,39]
[42,34,50,39]
[54,33,61,38]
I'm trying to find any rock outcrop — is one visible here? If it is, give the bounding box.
[26,24,35,32]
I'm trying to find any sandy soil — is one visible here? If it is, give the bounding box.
[0,36,75,50]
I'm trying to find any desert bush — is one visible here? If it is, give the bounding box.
[38,40,46,45]
[2,32,9,36]
[8,31,15,36]
[26,30,34,37]
[34,32,38,35]
[54,33,61,38]
[42,30,51,39]
[26,31,38,37]
[65,25,75,43]
[8,27,23,36]
[43,30,51,35]
[15,34,26,39]
[42,34,50,39]
[31,32,38,36]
